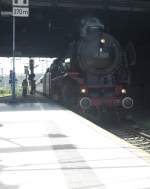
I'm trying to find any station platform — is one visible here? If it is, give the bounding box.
[0,99,150,189]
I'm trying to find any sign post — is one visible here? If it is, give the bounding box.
[12,0,29,100]
[13,0,29,17]
[12,15,16,100]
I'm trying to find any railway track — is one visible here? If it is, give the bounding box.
[81,110,150,154]
[107,125,150,154]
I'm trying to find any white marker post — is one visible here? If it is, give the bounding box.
[13,0,29,17]
[12,0,29,100]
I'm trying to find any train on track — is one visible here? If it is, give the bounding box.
[36,17,135,120]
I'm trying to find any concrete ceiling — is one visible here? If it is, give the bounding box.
[0,0,150,57]
[1,0,150,11]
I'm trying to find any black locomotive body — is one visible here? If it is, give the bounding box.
[36,17,134,118]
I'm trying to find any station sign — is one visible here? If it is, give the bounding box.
[12,0,29,17]
[13,7,29,17]
[13,0,29,7]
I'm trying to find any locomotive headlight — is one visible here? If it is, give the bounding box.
[101,38,106,44]
[121,88,127,94]
[81,88,87,94]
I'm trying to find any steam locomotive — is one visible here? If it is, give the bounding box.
[36,17,134,120]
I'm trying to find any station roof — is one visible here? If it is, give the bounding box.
[1,0,150,12]
[0,0,150,57]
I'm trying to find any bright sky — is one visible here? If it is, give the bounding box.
[0,57,55,76]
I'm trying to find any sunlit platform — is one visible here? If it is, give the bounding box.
[0,102,150,189]
[0,95,49,104]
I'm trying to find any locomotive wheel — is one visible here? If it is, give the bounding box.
[107,110,124,123]
[111,109,132,124]
[61,83,79,108]
[98,107,110,122]
[98,108,125,123]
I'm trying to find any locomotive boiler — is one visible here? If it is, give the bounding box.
[36,17,134,120]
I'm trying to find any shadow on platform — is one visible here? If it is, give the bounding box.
[0,144,77,154]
